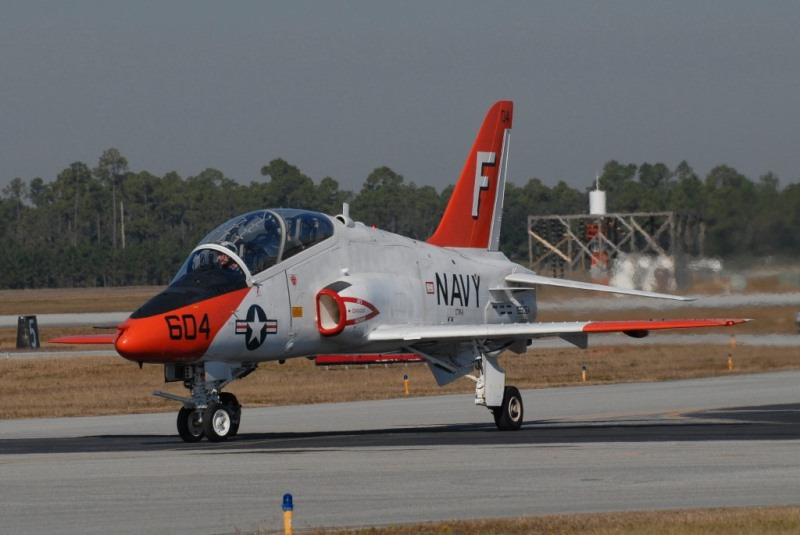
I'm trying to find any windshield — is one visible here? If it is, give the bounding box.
[135,209,334,319]
[171,209,334,283]
[200,210,285,274]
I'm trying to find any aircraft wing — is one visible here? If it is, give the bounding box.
[367,318,748,347]
[505,273,695,300]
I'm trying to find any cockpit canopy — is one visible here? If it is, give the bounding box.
[173,209,335,283]
[132,209,334,319]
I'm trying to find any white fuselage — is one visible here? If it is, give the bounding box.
[203,217,536,364]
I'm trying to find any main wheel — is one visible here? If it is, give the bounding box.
[493,386,524,431]
[177,407,204,442]
[203,402,234,442]
[219,392,241,437]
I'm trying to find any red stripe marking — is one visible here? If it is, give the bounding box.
[582,318,748,333]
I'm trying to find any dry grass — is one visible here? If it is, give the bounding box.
[1,344,798,420]
[0,286,162,315]
[263,506,800,535]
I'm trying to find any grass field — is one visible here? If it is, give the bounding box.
[0,286,162,315]
[282,506,800,535]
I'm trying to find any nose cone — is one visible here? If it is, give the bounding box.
[115,288,249,364]
[115,317,207,363]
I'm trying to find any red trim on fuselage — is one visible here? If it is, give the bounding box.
[316,288,347,336]
[115,288,249,364]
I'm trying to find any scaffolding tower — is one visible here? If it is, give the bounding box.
[527,211,705,285]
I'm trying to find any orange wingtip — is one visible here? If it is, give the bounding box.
[583,318,750,333]
[50,333,119,345]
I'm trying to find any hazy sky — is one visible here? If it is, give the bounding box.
[2,1,799,196]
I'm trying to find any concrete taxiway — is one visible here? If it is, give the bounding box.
[1,371,799,534]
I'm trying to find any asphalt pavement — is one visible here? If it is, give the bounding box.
[1,371,798,534]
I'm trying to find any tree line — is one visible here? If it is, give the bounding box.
[1,148,798,288]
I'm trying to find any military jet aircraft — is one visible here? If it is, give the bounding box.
[55,101,746,442]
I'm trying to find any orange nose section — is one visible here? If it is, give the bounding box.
[115,288,249,364]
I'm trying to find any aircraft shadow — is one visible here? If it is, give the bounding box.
[1,403,797,456]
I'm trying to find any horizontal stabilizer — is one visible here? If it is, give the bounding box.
[506,273,695,301]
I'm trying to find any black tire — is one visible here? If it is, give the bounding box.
[491,407,502,426]
[177,407,204,442]
[219,392,241,437]
[203,402,233,442]
[494,386,524,431]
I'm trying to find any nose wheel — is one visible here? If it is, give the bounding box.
[177,407,205,442]
[203,402,233,442]
[218,392,241,437]
[157,362,255,443]
[175,392,242,443]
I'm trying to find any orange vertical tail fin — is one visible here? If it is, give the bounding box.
[427,101,513,250]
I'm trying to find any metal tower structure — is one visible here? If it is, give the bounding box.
[527,211,705,285]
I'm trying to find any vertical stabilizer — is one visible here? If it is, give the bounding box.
[427,101,513,250]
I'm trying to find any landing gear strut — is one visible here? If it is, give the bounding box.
[155,361,254,443]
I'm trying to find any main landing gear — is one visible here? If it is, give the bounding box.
[474,353,524,431]
[418,347,524,430]
[155,361,253,443]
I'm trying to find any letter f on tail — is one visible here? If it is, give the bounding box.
[427,101,513,251]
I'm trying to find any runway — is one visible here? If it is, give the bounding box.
[1,371,799,534]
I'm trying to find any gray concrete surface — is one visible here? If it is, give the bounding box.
[1,371,799,534]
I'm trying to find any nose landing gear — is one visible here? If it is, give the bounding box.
[155,361,254,443]
[204,402,233,442]
[177,407,204,442]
